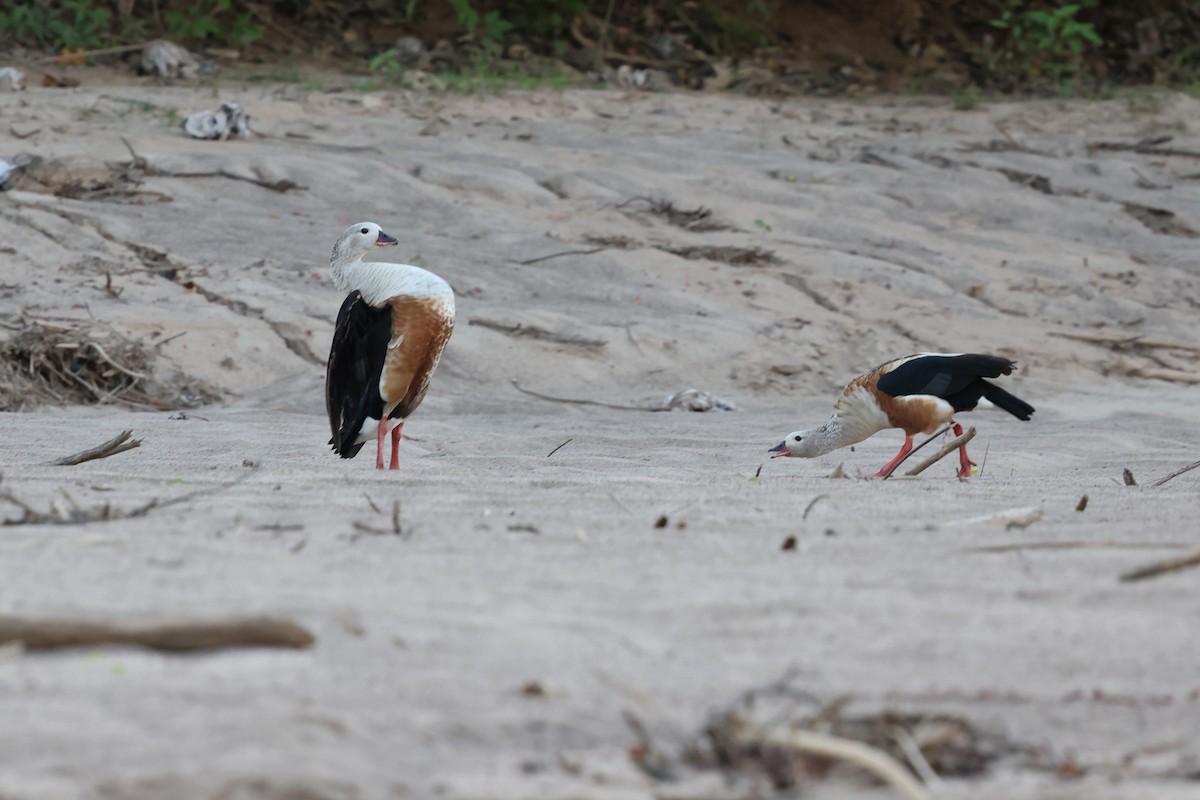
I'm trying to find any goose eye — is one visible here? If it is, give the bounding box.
[793,435,802,442]
[360,227,369,234]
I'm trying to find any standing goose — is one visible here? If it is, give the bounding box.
[769,353,1034,478]
[325,222,455,470]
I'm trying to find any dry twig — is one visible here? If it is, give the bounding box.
[1152,459,1200,488]
[1120,549,1200,583]
[906,428,977,477]
[0,615,314,652]
[1049,331,1200,354]
[879,426,951,479]
[469,318,606,350]
[731,726,933,800]
[517,247,607,265]
[1,468,253,526]
[511,380,667,412]
[51,429,141,466]
[802,494,828,520]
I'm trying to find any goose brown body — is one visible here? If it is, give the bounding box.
[770,353,1034,478]
[325,222,455,470]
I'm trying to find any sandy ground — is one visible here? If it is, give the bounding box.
[2,71,1199,799]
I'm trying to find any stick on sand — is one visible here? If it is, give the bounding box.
[879,426,950,480]
[51,429,141,466]
[744,728,932,800]
[0,616,315,652]
[1151,459,1200,488]
[905,427,976,477]
[1119,549,1200,583]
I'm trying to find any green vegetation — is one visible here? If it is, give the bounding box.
[0,0,111,50]
[2,1,1200,99]
[165,0,261,47]
[987,1,1102,89]
[953,84,980,110]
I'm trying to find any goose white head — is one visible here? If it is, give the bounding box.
[769,428,818,458]
[768,418,842,459]
[332,221,398,262]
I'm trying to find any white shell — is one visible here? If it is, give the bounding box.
[0,67,25,92]
[182,102,252,140]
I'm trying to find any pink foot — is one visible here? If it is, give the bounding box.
[952,422,976,477]
[875,436,915,478]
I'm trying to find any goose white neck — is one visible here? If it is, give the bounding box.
[329,254,455,312]
[804,417,849,456]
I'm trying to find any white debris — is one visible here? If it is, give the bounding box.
[0,67,25,92]
[181,102,252,140]
[659,388,737,412]
[614,64,671,92]
[140,39,200,81]
[0,153,31,191]
[956,506,1045,529]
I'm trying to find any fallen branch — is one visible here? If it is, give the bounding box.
[1120,549,1200,583]
[1,468,253,525]
[517,247,607,265]
[51,429,141,466]
[1049,331,1200,354]
[152,330,188,349]
[546,438,572,458]
[1152,459,1200,488]
[736,726,932,800]
[1123,362,1200,382]
[469,318,606,349]
[162,169,304,193]
[891,725,943,790]
[906,427,976,477]
[1088,138,1200,160]
[0,615,314,652]
[511,380,667,412]
[880,426,951,480]
[802,494,828,520]
[963,540,1187,554]
[32,41,153,64]
[119,137,304,193]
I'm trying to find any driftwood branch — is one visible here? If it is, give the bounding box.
[1088,137,1200,160]
[0,615,314,652]
[120,137,304,193]
[1,468,253,526]
[906,427,976,477]
[879,426,950,480]
[517,247,607,265]
[51,429,141,466]
[1120,549,1200,583]
[1049,331,1200,354]
[1152,459,1200,488]
[731,726,932,800]
[1120,365,1200,384]
[469,318,606,350]
[511,380,667,412]
[32,41,153,64]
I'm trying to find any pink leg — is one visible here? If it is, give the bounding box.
[375,417,387,470]
[875,436,914,478]
[953,422,976,478]
[389,421,403,470]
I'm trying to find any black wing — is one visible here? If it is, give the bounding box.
[877,354,1018,413]
[326,292,392,458]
